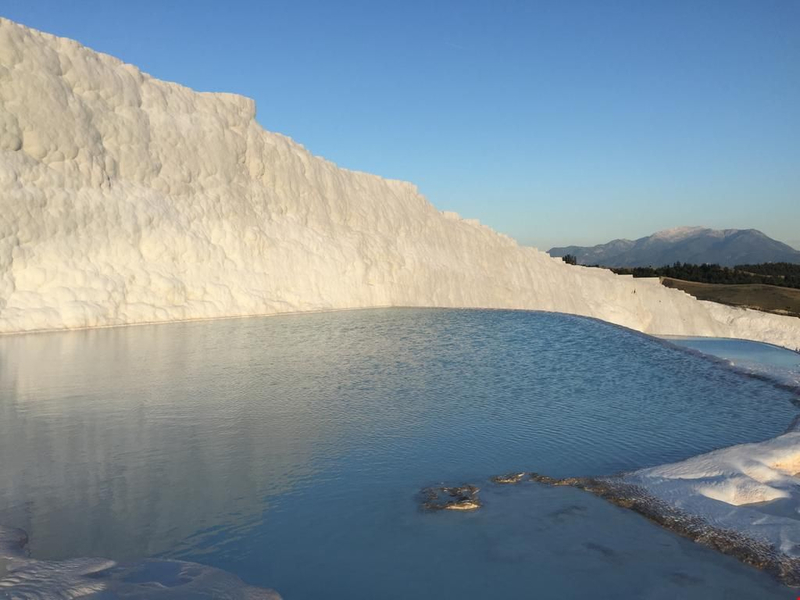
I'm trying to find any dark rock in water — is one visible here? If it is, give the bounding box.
[529,472,584,486]
[491,472,527,484]
[421,485,481,511]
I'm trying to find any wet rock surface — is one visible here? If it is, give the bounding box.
[490,472,527,484]
[421,485,481,511]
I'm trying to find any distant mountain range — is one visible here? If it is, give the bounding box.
[548,227,800,268]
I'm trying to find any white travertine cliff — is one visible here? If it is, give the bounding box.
[1,18,799,348]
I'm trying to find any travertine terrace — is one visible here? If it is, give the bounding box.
[1,18,798,349]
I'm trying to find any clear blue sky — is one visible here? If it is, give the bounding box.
[3,1,799,250]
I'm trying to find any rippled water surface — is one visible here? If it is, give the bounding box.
[1,309,798,598]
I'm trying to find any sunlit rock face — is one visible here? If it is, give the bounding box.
[0,17,798,348]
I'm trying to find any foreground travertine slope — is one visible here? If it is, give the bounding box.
[1,18,799,348]
[625,428,800,557]
[0,525,282,598]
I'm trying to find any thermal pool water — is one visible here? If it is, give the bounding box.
[1,309,798,598]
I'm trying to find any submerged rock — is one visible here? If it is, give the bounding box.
[529,473,584,487]
[491,472,527,484]
[421,485,481,511]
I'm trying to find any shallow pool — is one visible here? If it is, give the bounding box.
[0,309,797,598]
[665,335,800,390]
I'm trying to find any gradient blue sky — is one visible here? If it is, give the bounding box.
[3,1,799,250]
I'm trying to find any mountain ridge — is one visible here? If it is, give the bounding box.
[549,228,800,267]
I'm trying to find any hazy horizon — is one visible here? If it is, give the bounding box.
[3,1,797,251]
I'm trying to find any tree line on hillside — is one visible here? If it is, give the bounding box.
[560,257,800,289]
[736,263,800,279]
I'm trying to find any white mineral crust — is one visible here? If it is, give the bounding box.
[626,427,800,557]
[1,18,799,350]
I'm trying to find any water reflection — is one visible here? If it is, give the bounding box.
[0,315,360,559]
[0,309,798,598]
